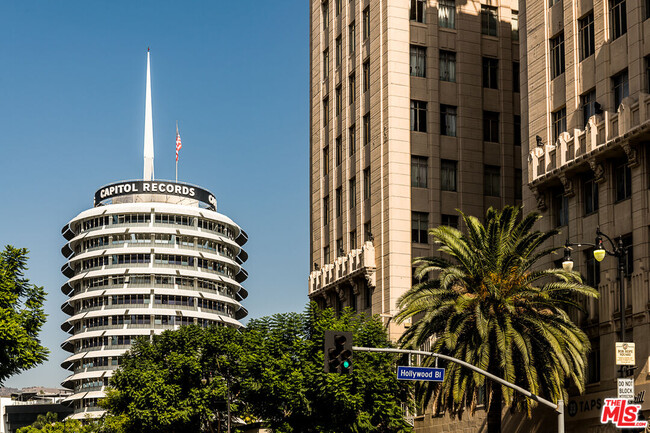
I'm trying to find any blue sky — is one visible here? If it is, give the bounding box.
[1,1,309,388]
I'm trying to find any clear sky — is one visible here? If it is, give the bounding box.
[1,1,309,388]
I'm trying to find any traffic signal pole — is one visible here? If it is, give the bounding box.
[353,346,565,433]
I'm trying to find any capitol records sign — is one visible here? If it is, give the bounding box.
[94,180,217,210]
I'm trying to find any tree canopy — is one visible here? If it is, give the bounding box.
[0,245,48,385]
[395,206,599,433]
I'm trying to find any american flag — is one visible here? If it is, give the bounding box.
[175,129,182,162]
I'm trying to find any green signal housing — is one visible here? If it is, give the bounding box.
[324,330,353,374]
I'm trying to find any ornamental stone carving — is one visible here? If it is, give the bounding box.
[588,158,606,183]
[529,185,547,211]
[559,173,574,197]
[621,142,638,167]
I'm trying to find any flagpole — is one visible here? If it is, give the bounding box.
[175,121,179,182]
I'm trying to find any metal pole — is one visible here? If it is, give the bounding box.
[557,399,564,433]
[618,238,626,344]
[227,369,231,433]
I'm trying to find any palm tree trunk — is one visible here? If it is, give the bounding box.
[487,384,502,433]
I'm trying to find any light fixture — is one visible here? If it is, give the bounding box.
[593,248,606,262]
[562,246,574,272]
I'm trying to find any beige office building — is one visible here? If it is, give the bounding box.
[522,0,650,431]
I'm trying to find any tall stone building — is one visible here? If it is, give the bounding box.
[521,0,650,430]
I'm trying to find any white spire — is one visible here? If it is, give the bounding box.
[143,48,154,180]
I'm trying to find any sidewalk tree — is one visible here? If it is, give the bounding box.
[396,206,598,433]
[0,246,48,385]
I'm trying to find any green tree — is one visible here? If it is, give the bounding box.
[0,246,48,384]
[395,206,598,433]
[17,416,96,433]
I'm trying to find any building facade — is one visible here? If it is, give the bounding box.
[522,0,650,431]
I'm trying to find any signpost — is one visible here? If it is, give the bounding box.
[618,378,635,400]
[397,366,445,382]
[615,342,635,366]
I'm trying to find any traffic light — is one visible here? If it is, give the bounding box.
[323,330,353,374]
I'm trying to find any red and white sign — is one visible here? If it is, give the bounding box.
[600,398,648,429]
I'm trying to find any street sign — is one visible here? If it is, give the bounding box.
[616,342,635,365]
[618,378,635,399]
[397,366,445,382]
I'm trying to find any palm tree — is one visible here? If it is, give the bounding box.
[396,206,598,433]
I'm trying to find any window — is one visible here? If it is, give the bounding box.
[410,0,425,23]
[614,158,631,201]
[512,62,520,92]
[511,10,519,40]
[336,187,342,217]
[586,344,600,383]
[482,57,498,89]
[363,7,370,39]
[514,168,522,199]
[349,125,356,155]
[441,159,457,191]
[335,135,342,166]
[412,212,429,243]
[363,167,371,199]
[324,246,331,264]
[513,115,521,146]
[323,196,329,225]
[483,111,499,142]
[350,230,357,250]
[440,104,457,137]
[410,100,427,132]
[323,146,329,175]
[364,284,372,308]
[322,1,329,30]
[579,13,595,60]
[549,0,560,5]
[323,98,329,125]
[481,5,498,36]
[583,175,598,215]
[613,70,629,108]
[364,221,371,241]
[335,86,342,116]
[646,0,650,20]
[646,56,650,93]
[441,214,459,229]
[349,177,356,208]
[363,113,370,146]
[551,108,567,144]
[550,33,565,79]
[484,165,501,197]
[335,36,342,68]
[584,249,601,288]
[553,188,568,226]
[410,45,426,77]
[323,49,329,78]
[363,60,370,92]
[438,0,455,29]
[349,73,356,105]
[622,234,633,276]
[439,50,456,82]
[336,238,343,256]
[335,0,341,16]
[610,0,627,40]
[349,22,356,53]
[582,89,597,127]
[411,156,428,188]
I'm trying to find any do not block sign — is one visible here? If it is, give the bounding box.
[397,366,445,382]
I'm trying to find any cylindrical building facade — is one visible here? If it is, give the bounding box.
[59,180,248,419]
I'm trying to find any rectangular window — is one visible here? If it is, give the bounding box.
[411,156,428,188]
[441,214,459,229]
[335,135,342,166]
[613,70,629,108]
[410,0,426,23]
[439,50,456,82]
[349,177,356,208]
[364,167,371,199]
[335,86,342,116]
[583,175,598,215]
[550,33,565,79]
[363,113,370,146]
[586,343,600,383]
[484,165,501,197]
[412,212,429,243]
[514,168,522,199]
[363,60,370,92]
[322,1,329,30]
[410,100,427,132]
[336,187,342,217]
[439,0,456,29]
[611,0,627,40]
[512,62,520,92]
[646,56,650,93]
[363,7,370,39]
[482,57,498,89]
[646,0,650,19]
[440,104,457,137]
[349,22,356,53]
[350,230,357,250]
[511,10,519,41]
[349,125,356,155]
[514,115,521,146]
[410,45,426,77]
[483,111,499,142]
[551,107,567,144]
[481,5,498,36]
[336,238,343,257]
[614,158,632,201]
[335,36,342,68]
[335,0,341,16]
[622,234,633,276]
[585,249,601,288]
[324,246,330,264]
[323,146,329,175]
[579,12,595,60]
[349,73,356,105]
[441,159,457,191]
[323,196,329,225]
[582,89,597,127]
[553,188,568,226]
[364,222,371,241]
[323,98,329,125]
[323,49,329,79]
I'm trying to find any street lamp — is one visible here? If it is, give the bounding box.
[562,227,631,376]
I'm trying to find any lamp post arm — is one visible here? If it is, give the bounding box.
[596,227,618,253]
